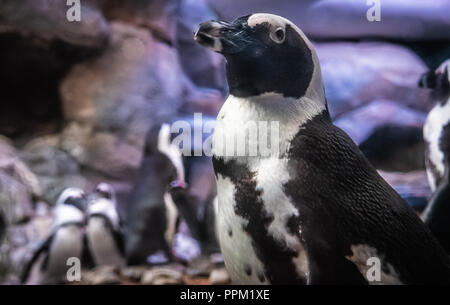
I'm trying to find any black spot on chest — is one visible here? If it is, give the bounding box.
[212,157,305,284]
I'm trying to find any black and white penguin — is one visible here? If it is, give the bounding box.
[125,124,184,265]
[195,13,450,284]
[86,183,125,268]
[21,188,87,284]
[419,59,450,253]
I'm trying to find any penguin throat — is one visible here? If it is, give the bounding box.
[228,92,328,126]
[213,93,329,159]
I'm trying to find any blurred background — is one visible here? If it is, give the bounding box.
[0,0,450,284]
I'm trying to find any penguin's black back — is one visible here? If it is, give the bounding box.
[125,149,177,265]
[284,110,450,284]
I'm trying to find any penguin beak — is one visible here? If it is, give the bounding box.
[194,20,245,54]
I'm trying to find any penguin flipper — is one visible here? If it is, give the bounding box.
[81,233,95,269]
[306,243,368,285]
[20,234,53,284]
[112,227,126,258]
[423,170,450,253]
[169,188,202,242]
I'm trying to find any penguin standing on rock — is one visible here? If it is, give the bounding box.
[21,188,87,284]
[86,183,125,268]
[419,59,450,253]
[195,13,450,284]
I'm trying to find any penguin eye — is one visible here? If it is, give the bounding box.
[270,27,286,44]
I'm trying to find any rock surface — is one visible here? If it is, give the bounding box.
[21,135,86,205]
[307,0,450,41]
[209,267,231,285]
[334,99,426,145]
[102,0,181,45]
[316,42,431,117]
[177,0,227,95]
[141,266,184,285]
[0,0,110,48]
[0,136,40,224]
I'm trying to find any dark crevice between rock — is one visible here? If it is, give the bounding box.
[0,33,102,144]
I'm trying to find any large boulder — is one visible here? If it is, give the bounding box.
[59,123,143,181]
[102,0,181,45]
[335,100,426,172]
[60,22,187,138]
[334,99,426,145]
[0,136,43,284]
[0,0,109,48]
[316,42,431,117]
[306,0,450,41]
[21,135,85,205]
[0,136,40,224]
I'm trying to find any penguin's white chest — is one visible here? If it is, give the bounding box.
[215,157,308,284]
[424,101,450,191]
[87,217,124,267]
[46,225,83,281]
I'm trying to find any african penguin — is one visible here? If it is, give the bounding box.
[86,183,125,268]
[125,124,184,265]
[21,188,87,284]
[419,59,450,253]
[195,13,450,284]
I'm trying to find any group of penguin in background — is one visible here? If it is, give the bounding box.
[16,11,450,285]
[20,124,219,284]
[20,184,123,284]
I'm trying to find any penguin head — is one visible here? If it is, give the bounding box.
[56,188,87,212]
[419,59,450,104]
[88,183,119,226]
[94,182,116,202]
[144,123,185,183]
[194,13,324,101]
[54,188,87,227]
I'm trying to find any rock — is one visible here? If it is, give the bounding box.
[0,202,52,284]
[334,99,426,145]
[209,267,230,285]
[306,0,450,41]
[335,100,426,172]
[83,266,121,285]
[379,170,430,211]
[59,123,142,181]
[141,266,184,285]
[21,135,86,205]
[60,22,187,140]
[0,136,40,225]
[102,0,181,45]
[121,266,148,282]
[316,42,431,117]
[177,0,227,94]
[0,0,110,48]
[58,22,196,191]
[186,255,215,277]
